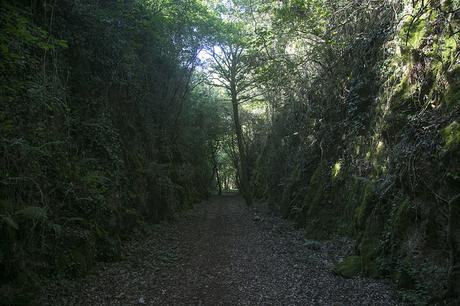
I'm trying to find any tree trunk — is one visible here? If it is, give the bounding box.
[212,153,222,196]
[216,168,222,195]
[231,89,252,205]
[211,44,253,205]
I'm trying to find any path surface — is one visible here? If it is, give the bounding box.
[40,195,400,305]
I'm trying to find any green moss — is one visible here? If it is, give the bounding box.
[442,121,460,150]
[408,20,427,48]
[442,36,457,63]
[334,256,363,278]
[400,15,427,51]
[338,177,365,235]
[305,164,326,216]
[390,73,417,107]
[392,198,412,239]
[331,160,342,179]
[430,57,443,77]
[303,163,347,239]
[447,65,460,83]
[359,207,384,278]
[444,83,460,108]
[280,165,302,217]
[354,182,375,230]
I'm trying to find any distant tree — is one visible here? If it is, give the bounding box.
[209,43,258,205]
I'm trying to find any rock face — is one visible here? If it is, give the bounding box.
[251,1,460,304]
[448,194,460,298]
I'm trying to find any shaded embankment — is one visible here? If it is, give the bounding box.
[40,195,400,305]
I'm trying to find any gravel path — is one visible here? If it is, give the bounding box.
[39,194,400,305]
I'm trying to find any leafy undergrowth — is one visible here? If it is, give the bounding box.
[0,1,220,304]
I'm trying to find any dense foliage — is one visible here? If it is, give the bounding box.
[0,0,226,302]
[244,0,460,304]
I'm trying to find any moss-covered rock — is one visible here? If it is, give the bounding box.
[353,181,375,231]
[444,84,460,109]
[359,216,384,278]
[252,1,459,303]
[392,198,412,241]
[442,121,460,151]
[399,13,428,51]
[334,256,363,278]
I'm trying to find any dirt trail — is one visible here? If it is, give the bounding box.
[40,195,400,305]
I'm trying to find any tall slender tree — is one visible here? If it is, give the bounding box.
[210,43,257,205]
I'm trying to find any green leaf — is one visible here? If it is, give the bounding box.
[57,39,68,48]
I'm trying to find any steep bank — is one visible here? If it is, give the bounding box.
[252,1,460,304]
[0,1,220,302]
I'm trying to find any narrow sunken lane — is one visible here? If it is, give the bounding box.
[40,195,400,305]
